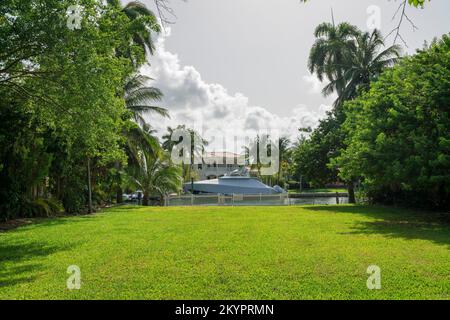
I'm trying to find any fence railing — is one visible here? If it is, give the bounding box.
[165,193,290,207]
[166,193,352,206]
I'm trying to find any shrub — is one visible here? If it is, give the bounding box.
[22,198,64,218]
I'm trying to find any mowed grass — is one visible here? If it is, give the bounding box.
[0,205,449,300]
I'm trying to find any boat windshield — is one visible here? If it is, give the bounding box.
[226,168,249,177]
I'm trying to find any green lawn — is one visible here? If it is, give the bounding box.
[0,205,449,300]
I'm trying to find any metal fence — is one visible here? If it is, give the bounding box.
[165,193,348,206]
[165,193,289,207]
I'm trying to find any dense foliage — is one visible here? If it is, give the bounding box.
[296,29,449,209]
[295,7,449,210]
[295,24,401,202]
[0,0,181,220]
[335,35,450,209]
[293,114,343,188]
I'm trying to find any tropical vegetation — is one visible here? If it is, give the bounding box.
[293,18,449,209]
[335,35,450,209]
[0,0,182,221]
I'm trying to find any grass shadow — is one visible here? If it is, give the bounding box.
[307,205,450,248]
[0,240,79,288]
[0,213,102,234]
[0,264,39,287]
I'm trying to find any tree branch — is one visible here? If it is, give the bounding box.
[386,0,419,47]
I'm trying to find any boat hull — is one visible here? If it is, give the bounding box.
[184,177,279,195]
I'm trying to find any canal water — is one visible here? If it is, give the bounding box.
[287,197,349,206]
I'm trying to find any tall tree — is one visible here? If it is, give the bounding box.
[325,30,401,106]
[309,24,401,107]
[276,137,291,186]
[125,74,168,127]
[335,34,450,209]
[108,0,160,66]
[122,1,160,54]
[162,125,207,187]
[308,22,360,102]
[0,0,142,217]
[301,24,401,202]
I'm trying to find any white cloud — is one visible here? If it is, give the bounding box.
[142,29,331,150]
[302,73,323,94]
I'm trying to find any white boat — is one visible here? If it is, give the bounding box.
[183,169,284,195]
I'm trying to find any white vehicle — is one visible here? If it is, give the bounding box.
[131,190,143,200]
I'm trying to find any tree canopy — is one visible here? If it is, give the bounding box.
[335,34,450,209]
[0,0,181,219]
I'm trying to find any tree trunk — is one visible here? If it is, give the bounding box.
[115,161,122,204]
[143,191,149,206]
[87,157,93,213]
[348,182,356,204]
[116,187,123,204]
[182,161,185,183]
[56,176,61,200]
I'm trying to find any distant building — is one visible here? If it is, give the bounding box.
[194,152,245,180]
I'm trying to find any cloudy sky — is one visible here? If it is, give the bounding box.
[133,0,450,150]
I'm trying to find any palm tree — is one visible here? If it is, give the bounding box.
[162,125,208,191]
[129,150,182,206]
[104,1,166,203]
[125,74,169,127]
[114,74,168,203]
[308,22,360,100]
[245,135,278,180]
[107,0,160,56]
[122,1,161,55]
[309,24,401,107]
[309,24,401,203]
[324,29,401,106]
[124,122,160,166]
[105,0,161,69]
[276,137,291,186]
[162,126,178,153]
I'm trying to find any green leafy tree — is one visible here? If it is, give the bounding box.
[308,22,360,101]
[112,74,168,203]
[335,34,450,209]
[299,24,401,202]
[309,25,400,107]
[0,0,163,218]
[325,29,401,106]
[293,114,343,188]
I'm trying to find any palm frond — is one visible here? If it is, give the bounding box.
[124,1,156,19]
[129,105,169,118]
